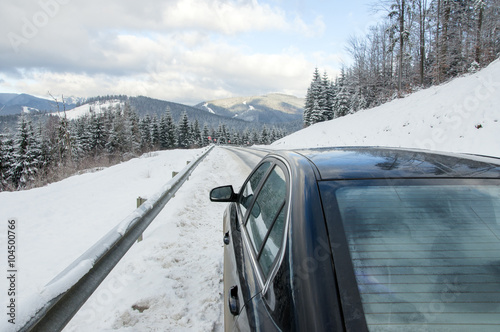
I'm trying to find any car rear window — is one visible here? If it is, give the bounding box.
[335,184,500,331]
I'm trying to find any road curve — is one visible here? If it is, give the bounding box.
[220,146,270,172]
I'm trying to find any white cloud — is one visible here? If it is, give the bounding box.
[292,14,326,38]
[2,34,311,104]
[161,0,289,34]
[0,0,323,103]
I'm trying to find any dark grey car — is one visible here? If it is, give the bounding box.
[210,147,500,331]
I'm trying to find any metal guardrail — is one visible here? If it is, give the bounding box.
[19,145,214,332]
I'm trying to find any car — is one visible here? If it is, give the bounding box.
[209,147,500,331]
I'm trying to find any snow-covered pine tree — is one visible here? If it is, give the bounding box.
[1,136,15,190]
[192,119,201,147]
[320,71,334,121]
[11,115,41,189]
[89,112,107,157]
[260,126,270,145]
[139,115,152,151]
[202,124,210,146]
[36,122,52,175]
[72,117,90,163]
[251,130,260,145]
[150,116,160,149]
[334,69,351,117]
[242,129,250,146]
[178,112,190,148]
[123,103,141,155]
[164,109,177,149]
[0,133,8,190]
[159,115,168,149]
[304,86,314,127]
[217,123,228,144]
[329,80,338,118]
[305,67,336,125]
[336,87,351,117]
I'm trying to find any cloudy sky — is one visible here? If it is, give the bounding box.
[1,0,377,105]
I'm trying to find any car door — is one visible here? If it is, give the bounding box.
[224,158,290,331]
[224,161,273,331]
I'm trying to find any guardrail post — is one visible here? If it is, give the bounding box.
[172,171,178,178]
[136,197,147,242]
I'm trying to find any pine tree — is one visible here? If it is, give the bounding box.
[0,133,8,190]
[150,116,160,149]
[164,109,177,149]
[304,86,314,127]
[139,115,152,151]
[320,71,334,121]
[260,126,270,145]
[159,115,168,149]
[336,87,351,117]
[89,112,107,157]
[2,136,15,190]
[251,130,260,145]
[178,112,190,148]
[124,103,141,155]
[72,117,90,162]
[202,124,210,146]
[334,69,351,117]
[11,115,40,189]
[192,119,202,147]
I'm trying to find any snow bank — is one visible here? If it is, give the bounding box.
[0,149,202,331]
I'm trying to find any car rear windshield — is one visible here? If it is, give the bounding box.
[333,182,500,331]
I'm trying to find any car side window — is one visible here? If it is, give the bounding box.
[245,165,287,277]
[239,161,272,218]
[258,207,286,276]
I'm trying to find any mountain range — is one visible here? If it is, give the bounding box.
[0,92,305,135]
[0,93,82,115]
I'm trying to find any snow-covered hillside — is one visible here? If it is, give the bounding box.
[273,59,500,158]
[52,100,123,120]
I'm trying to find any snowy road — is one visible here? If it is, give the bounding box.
[61,147,264,331]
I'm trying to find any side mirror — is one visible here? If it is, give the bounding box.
[210,185,237,202]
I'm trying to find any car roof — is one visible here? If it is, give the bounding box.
[270,147,500,180]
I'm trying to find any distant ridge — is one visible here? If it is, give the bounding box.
[0,93,78,115]
[194,93,304,124]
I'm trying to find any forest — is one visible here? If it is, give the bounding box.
[0,102,286,191]
[304,0,499,125]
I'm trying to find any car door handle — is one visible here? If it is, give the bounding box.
[223,231,230,245]
[228,286,239,316]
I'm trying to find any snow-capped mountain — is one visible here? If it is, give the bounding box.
[195,93,304,124]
